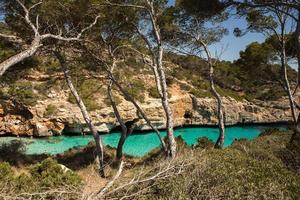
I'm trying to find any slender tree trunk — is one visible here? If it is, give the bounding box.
[106,62,168,154]
[210,66,225,149]
[201,42,225,148]
[295,11,300,87]
[291,11,300,143]
[147,1,176,158]
[155,51,176,158]
[55,51,105,177]
[281,39,297,123]
[107,81,128,161]
[116,134,127,161]
[0,37,41,76]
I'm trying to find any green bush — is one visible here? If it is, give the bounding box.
[148,86,160,98]
[0,140,26,165]
[179,83,192,92]
[108,131,300,200]
[67,79,101,111]
[7,82,37,106]
[190,88,212,98]
[30,158,81,189]
[44,104,58,117]
[0,158,82,198]
[0,162,14,182]
[125,79,146,103]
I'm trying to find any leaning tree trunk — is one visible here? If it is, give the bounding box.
[201,43,225,149]
[55,51,105,177]
[0,37,41,76]
[107,81,128,161]
[281,39,297,123]
[108,72,168,154]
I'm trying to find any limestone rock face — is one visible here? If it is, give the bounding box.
[0,88,294,137]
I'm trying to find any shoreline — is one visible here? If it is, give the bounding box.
[0,121,291,139]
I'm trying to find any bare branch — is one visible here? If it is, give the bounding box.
[41,15,101,41]
[0,33,23,43]
[95,161,125,198]
[15,0,40,36]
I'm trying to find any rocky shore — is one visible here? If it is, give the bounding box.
[0,87,295,137]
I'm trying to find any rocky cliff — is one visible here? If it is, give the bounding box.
[0,84,294,137]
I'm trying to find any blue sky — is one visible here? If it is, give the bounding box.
[209,17,265,61]
[168,0,265,61]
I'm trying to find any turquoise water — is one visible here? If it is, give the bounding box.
[0,125,287,157]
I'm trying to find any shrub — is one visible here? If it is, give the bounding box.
[67,79,101,111]
[103,93,122,107]
[148,86,160,98]
[179,83,191,92]
[125,79,146,103]
[190,88,212,98]
[44,104,58,117]
[30,158,81,189]
[0,158,82,199]
[0,140,26,165]
[7,81,37,106]
[0,162,14,182]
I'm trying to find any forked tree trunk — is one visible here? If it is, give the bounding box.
[147,1,176,158]
[201,42,225,149]
[107,70,168,154]
[107,81,136,161]
[0,37,41,76]
[55,51,105,177]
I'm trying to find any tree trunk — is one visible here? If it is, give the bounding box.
[0,37,41,76]
[210,65,225,149]
[55,51,105,177]
[296,11,300,87]
[116,134,127,161]
[147,1,176,158]
[107,81,128,161]
[201,43,225,149]
[281,39,297,123]
[155,53,177,158]
[108,72,168,154]
[292,115,300,141]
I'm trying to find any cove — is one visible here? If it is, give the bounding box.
[0,124,287,157]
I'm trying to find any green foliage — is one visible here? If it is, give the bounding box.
[30,158,81,188]
[44,104,58,117]
[0,162,14,182]
[103,92,123,107]
[190,88,212,98]
[148,86,160,98]
[67,79,101,111]
[34,58,61,74]
[179,83,192,92]
[0,157,82,198]
[7,81,37,106]
[216,87,243,101]
[125,79,146,103]
[111,131,300,199]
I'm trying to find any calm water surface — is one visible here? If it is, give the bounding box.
[0,124,287,157]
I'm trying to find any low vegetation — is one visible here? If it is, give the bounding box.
[0,130,299,199]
